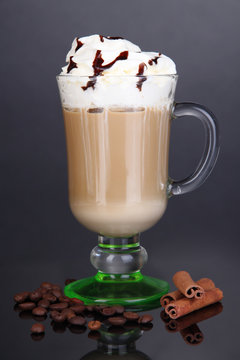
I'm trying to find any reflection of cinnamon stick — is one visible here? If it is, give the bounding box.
[160,277,215,307]
[165,302,223,332]
[165,288,223,319]
[180,324,204,345]
[173,271,206,299]
[160,310,171,323]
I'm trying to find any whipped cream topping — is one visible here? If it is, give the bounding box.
[58,35,177,108]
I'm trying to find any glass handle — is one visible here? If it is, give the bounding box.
[168,102,220,196]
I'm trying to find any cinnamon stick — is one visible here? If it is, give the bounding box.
[165,302,223,332]
[160,277,215,307]
[173,271,206,299]
[165,288,223,319]
[180,324,204,345]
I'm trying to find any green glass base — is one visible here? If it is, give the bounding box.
[64,271,169,311]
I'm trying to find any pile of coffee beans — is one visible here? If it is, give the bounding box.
[14,279,154,340]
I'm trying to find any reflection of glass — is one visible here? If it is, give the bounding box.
[81,325,151,360]
[57,75,219,310]
[160,302,223,345]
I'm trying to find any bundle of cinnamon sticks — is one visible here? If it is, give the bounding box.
[160,271,223,319]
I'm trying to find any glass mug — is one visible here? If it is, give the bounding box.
[57,75,219,310]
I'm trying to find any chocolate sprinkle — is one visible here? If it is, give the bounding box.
[67,56,77,73]
[81,76,97,91]
[136,62,147,91]
[75,39,84,52]
[99,35,124,42]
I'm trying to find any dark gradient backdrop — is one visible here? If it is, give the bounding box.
[0,0,239,359]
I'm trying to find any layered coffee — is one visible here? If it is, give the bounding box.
[63,106,171,236]
[58,34,177,236]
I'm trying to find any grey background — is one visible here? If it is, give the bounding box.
[0,0,239,359]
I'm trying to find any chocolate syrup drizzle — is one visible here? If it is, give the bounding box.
[148,53,161,65]
[99,35,124,42]
[82,49,129,90]
[67,56,77,73]
[75,39,84,52]
[136,62,147,91]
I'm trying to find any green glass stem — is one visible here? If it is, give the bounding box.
[64,234,169,311]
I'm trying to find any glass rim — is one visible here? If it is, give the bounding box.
[56,74,178,79]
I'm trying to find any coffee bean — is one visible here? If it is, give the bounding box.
[68,316,86,326]
[29,290,42,302]
[70,298,84,305]
[31,323,45,334]
[14,291,30,303]
[123,311,139,321]
[40,282,53,290]
[108,316,126,326]
[88,320,101,330]
[51,284,62,291]
[50,310,59,319]
[19,302,36,311]
[51,289,62,298]
[95,305,107,312]
[38,287,48,295]
[43,293,57,303]
[65,278,76,285]
[49,302,68,311]
[51,312,67,323]
[88,330,101,340]
[62,308,75,320]
[70,305,85,314]
[101,307,116,316]
[138,314,153,324]
[59,296,71,304]
[113,305,125,314]
[32,307,47,316]
[38,299,50,309]
[86,305,95,312]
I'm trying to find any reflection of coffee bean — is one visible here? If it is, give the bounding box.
[32,307,47,316]
[38,299,50,309]
[108,316,126,326]
[65,278,76,285]
[123,311,139,321]
[19,302,36,311]
[138,314,153,324]
[113,305,125,314]
[70,305,85,314]
[68,325,86,334]
[31,333,45,341]
[31,323,45,334]
[14,291,30,303]
[32,315,46,322]
[88,330,101,340]
[68,316,86,326]
[52,322,66,333]
[101,307,116,316]
[140,323,153,331]
[19,311,33,320]
[86,305,95,312]
[50,310,59,319]
[49,303,68,311]
[108,326,126,334]
[29,290,42,302]
[88,320,101,330]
